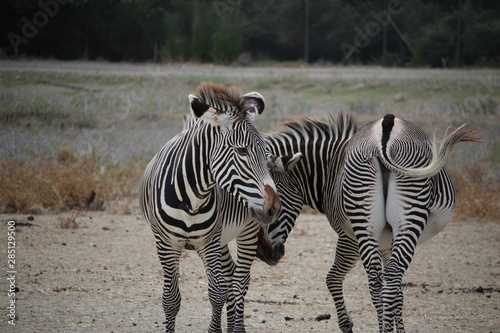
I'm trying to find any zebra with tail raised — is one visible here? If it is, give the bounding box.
[254,113,480,333]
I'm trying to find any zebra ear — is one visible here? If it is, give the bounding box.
[188,94,232,128]
[189,94,210,118]
[267,152,302,172]
[242,92,265,115]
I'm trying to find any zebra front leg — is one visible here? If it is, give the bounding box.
[326,231,360,333]
[229,222,260,332]
[198,240,227,333]
[156,240,182,333]
[221,244,237,331]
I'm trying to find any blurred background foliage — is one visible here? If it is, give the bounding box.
[1,0,499,67]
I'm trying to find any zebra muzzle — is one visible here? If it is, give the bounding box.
[249,204,279,225]
[250,185,281,224]
[256,228,285,266]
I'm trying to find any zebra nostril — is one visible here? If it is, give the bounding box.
[267,206,276,217]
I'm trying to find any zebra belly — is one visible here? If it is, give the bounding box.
[417,206,453,245]
[220,219,249,246]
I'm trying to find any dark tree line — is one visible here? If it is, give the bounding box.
[1,0,499,67]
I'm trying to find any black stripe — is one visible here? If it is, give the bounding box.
[381,113,395,168]
[381,114,395,151]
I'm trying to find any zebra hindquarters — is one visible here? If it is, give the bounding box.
[418,169,456,245]
[383,172,432,333]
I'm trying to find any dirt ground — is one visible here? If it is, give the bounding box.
[1,207,498,333]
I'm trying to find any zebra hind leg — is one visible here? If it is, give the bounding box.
[356,237,385,332]
[382,233,419,333]
[383,174,430,333]
[156,241,182,333]
[326,232,359,333]
[198,240,227,333]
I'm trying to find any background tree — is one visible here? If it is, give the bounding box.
[0,0,498,66]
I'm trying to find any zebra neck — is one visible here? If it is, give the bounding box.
[176,164,216,214]
[162,123,219,215]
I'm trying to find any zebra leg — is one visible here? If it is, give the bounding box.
[156,240,182,333]
[326,231,360,333]
[198,240,227,333]
[383,175,430,333]
[229,222,261,332]
[381,234,419,333]
[358,238,385,332]
[222,244,237,331]
[344,158,387,332]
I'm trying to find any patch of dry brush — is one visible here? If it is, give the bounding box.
[0,158,111,214]
[1,155,497,223]
[452,163,500,222]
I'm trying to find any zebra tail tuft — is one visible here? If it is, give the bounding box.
[452,125,484,144]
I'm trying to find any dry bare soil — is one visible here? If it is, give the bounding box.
[1,209,498,333]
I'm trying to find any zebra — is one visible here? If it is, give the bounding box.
[255,113,358,266]
[329,114,481,333]
[179,113,302,333]
[139,82,283,333]
[254,113,480,333]
[215,113,356,331]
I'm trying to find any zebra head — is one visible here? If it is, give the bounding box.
[188,82,281,224]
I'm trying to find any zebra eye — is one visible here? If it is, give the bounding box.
[235,146,249,156]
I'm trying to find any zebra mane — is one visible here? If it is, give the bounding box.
[271,112,357,142]
[182,114,198,132]
[194,82,244,115]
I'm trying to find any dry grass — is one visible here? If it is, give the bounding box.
[452,163,500,222]
[1,156,496,223]
[0,143,146,214]
[0,158,112,214]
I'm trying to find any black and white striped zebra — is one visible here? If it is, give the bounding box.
[139,83,282,333]
[254,113,480,333]
[330,114,480,333]
[179,112,302,333]
[216,113,356,331]
[256,113,358,265]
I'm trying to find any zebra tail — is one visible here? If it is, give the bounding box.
[380,120,483,179]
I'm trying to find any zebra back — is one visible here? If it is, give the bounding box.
[348,114,482,178]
